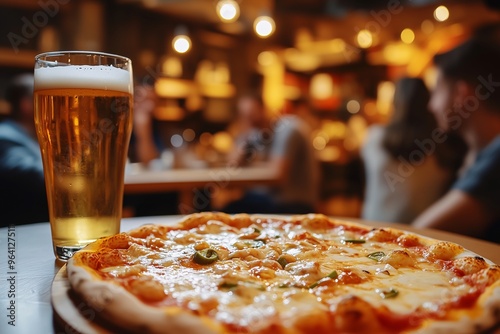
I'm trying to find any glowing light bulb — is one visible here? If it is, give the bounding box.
[356,29,373,49]
[434,6,449,22]
[217,0,239,22]
[172,35,191,53]
[254,16,275,38]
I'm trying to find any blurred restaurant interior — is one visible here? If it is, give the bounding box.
[1,0,499,220]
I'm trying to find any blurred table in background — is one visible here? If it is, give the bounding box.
[124,165,280,213]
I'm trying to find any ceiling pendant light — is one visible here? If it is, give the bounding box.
[254,15,275,38]
[172,26,191,54]
[216,0,240,22]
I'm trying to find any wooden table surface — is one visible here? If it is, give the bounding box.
[1,215,499,334]
[124,166,280,194]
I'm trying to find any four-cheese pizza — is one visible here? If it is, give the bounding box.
[67,213,500,333]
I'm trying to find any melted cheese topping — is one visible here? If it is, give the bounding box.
[73,214,500,333]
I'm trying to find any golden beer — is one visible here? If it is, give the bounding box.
[34,52,133,261]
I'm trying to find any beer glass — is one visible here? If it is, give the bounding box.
[34,51,133,261]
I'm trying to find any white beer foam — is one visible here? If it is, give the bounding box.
[35,65,132,93]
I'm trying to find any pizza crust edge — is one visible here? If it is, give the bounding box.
[67,257,224,334]
[414,281,500,333]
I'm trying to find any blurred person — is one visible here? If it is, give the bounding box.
[226,93,271,166]
[361,77,466,224]
[413,27,500,242]
[0,74,48,225]
[222,93,320,214]
[123,82,178,216]
[130,83,161,165]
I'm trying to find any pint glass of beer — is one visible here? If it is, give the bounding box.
[34,51,133,261]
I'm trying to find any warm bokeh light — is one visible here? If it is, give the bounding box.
[182,129,196,142]
[327,38,346,53]
[161,56,182,77]
[284,85,301,100]
[284,48,321,72]
[254,16,275,38]
[434,6,449,22]
[199,132,213,146]
[194,60,234,99]
[321,121,347,140]
[381,43,416,66]
[318,146,341,162]
[312,130,330,142]
[212,132,233,153]
[172,35,191,53]
[343,138,357,151]
[347,115,368,148]
[421,19,434,34]
[310,73,334,100]
[313,136,328,150]
[155,78,193,98]
[216,0,240,22]
[364,101,377,116]
[356,29,373,48]
[346,100,361,114]
[400,28,415,44]
[377,81,395,116]
[258,51,278,67]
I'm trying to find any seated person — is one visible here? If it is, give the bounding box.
[0,74,48,225]
[123,82,178,216]
[412,26,500,243]
[129,83,161,166]
[361,77,466,224]
[222,94,320,214]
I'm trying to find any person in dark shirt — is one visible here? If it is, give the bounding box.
[222,94,319,214]
[0,74,48,225]
[413,25,500,243]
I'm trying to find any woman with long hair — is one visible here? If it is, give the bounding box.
[361,77,466,224]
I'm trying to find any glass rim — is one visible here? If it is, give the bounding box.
[35,50,131,63]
